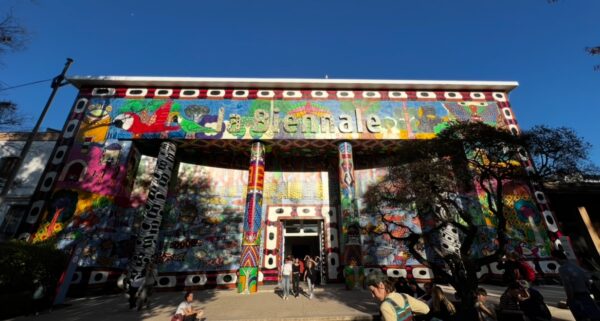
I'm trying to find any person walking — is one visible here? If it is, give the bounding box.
[366,271,430,321]
[304,259,317,299]
[292,257,301,297]
[281,256,293,300]
[555,251,600,321]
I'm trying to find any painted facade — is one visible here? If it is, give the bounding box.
[16,77,562,291]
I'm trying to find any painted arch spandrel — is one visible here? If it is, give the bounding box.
[99,97,503,140]
[156,163,247,272]
[263,171,329,206]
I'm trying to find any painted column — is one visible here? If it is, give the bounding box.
[238,141,265,294]
[128,141,177,279]
[338,142,362,266]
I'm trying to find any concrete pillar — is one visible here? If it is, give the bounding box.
[338,142,361,265]
[238,141,265,293]
[128,141,177,279]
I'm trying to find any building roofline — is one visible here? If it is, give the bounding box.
[0,132,60,141]
[67,76,519,92]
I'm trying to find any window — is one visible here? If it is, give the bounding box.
[0,156,20,189]
[0,205,27,238]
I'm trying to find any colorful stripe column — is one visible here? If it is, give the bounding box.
[128,141,177,279]
[238,141,265,293]
[338,142,362,265]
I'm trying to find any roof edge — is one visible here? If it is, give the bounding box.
[67,76,519,92]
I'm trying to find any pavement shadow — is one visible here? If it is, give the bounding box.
[7,289,219,321]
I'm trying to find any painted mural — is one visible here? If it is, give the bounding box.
[155,162,247,273]
[471,180,552,259]
[31,98,142,269]
[100,98,503,141]
[355,168,424,267]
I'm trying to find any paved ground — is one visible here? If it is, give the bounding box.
[9,283,576,321]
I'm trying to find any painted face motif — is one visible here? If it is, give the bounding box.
[86,104,112,122]
[113,113,134,131]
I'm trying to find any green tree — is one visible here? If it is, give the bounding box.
[364,121,528,318]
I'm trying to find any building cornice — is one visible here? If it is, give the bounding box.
[67,76,519,92]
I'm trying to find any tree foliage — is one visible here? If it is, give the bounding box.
[0,12,27,58]
[522,125,599,182]
[0,101,23,129]
[364,121,528,317]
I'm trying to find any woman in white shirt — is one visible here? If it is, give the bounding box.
[281,256,293,300]
[174,291,203,321]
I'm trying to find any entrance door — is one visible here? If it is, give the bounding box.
[283,220,321,261]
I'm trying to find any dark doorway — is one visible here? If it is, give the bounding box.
[285,236,319,259]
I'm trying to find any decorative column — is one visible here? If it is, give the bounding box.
[338,142,362,265]
[128,141,177,279]
[238,142,265,293]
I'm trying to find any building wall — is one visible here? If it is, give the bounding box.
[24,84,561,290]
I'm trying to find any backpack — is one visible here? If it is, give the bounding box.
[518,261,536,283]
[384,294,414,321]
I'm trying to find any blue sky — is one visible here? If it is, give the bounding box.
[1,0,599,164]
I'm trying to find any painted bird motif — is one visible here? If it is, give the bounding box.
[113,101,180,137]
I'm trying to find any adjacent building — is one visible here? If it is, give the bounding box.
[0,132,59,240]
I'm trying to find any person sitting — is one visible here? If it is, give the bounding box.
[517,280,551,321]
[173,291,203,321]
[366,271,430,321]
[498,282,526,321]
[428,285,457,321]
[475,288,497,321]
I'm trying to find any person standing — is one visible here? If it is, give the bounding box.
[281,257,293,300]
[292,257,301,297]
[31,279,46,316]
[128,271,145,309]
[304,259,317,299]
[498,252,521,284]
[556,251,600,321]
[366,271,430,321]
